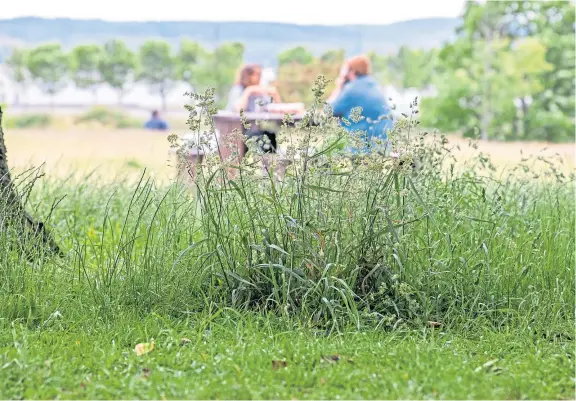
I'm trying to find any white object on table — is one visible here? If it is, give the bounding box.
[260,68,277,87]
[265,103,305,114]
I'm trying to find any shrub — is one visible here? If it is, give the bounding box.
[74,106,142,129]
[4,113,52,129]
[2,79,573,335]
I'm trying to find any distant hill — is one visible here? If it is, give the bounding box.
[0,17,459,65]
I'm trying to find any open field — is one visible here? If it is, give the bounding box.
[5,128,575,182]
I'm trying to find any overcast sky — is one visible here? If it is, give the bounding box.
[3,0,467,25]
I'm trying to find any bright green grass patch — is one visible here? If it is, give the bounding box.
[1,97,574,399]
[0,314,573,400]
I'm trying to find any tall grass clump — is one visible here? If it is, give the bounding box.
[0,77,573,335]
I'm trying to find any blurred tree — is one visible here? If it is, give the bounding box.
[178,39,210,93]
[137,40,176,111]
[278,46,314,66]
[4,48,29,106]
[514,1,575,142]
[202,42,244,107]
[319,49,345,64]
[70,44,103,104]
[422,0,573,141]
[368,51,392,85]
[98,40,136,105]
[369,47,438,90]
[277,57,340,106]
[26,44,69,106]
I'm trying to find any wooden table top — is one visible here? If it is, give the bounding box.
[214,110,306,122]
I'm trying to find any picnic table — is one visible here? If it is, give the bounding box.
[213,110,306,163]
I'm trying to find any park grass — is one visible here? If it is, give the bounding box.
[1,94,574,399]
[1,312,573,400]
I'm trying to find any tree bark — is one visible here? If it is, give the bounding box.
[480,22,493,141]
[0,106,61,257]
[160,87,167,112]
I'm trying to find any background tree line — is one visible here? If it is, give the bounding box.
[4,39,245,111]
[3,0,574,142]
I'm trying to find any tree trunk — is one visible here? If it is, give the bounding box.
[0,106,61,257]
[160,87,166,112]
[480,25,493,141]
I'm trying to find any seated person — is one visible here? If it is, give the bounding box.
[226,64,282,154]
[226,64,281,113]
[144,110,169,131]
[327,55,394,154]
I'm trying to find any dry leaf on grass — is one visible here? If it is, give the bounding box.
[428,321,443,328]
[272,360,288,370]
[180,337,191,346]
[135,341,155,356]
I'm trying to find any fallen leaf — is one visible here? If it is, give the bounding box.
[428,321,443,328]
[272,360,288,370]
[135,341,155,356]
[180,337,191,346]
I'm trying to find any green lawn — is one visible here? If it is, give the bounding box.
[1,314,573,400]
[1,111,574,399]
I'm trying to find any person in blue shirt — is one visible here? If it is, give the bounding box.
[144,110,169,131]
[327,55,394,155]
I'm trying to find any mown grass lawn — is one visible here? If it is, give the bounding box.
[1,314,573,400]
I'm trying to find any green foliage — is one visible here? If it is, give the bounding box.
[3,113,52,129]
[422,0,575,142]
[1,86,574,336]
[276,51,341,105]
[203,42,245,106]
[26,43,69,97]
[0,316,572,399]
[278,46,315,65]
[370,46,438,89]
[319,49,345,64]
[177,39,209,91]
[5,48,29,86]
[137,40,176,110]
[2,2,573,143]
[74,106,142,128]
[70,44,103,99]
[98,40,136,103]
[0,83,573,399]
[4,48,29,105]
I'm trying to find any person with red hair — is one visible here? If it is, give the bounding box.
[327,55,394,154]
[226,64,280,112]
